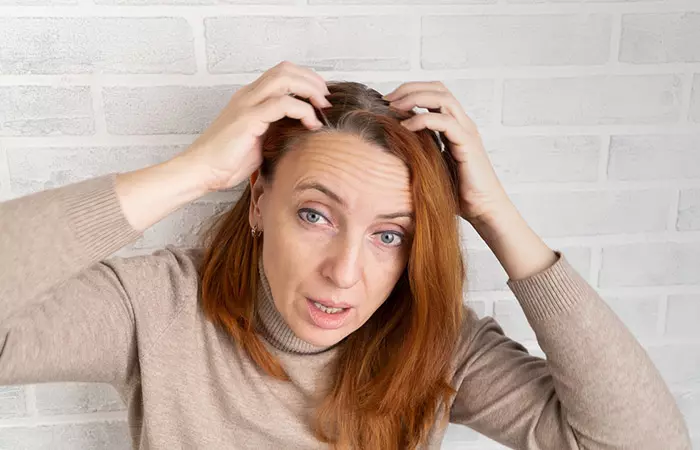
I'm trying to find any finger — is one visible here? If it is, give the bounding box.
[400,113,473,162]
[383,81,447,101]
[272,61,331,96]
[389,91,460,118]
[255,94,324,130]
[273,61,331,95]
[253,71,331,111]
[390,91,479,134]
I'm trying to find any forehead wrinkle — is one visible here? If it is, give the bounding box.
[298,139,410,191]
[289,136,412,215]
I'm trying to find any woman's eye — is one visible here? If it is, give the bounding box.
[299,209,328,225]
[377,231,403,247]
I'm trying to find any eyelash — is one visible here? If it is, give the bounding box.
[297,208,405,247]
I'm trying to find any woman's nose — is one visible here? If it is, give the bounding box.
[321,235,363,290]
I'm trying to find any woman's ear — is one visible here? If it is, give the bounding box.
[248,170,265,229]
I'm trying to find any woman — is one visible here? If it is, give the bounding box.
[0,61,691,450]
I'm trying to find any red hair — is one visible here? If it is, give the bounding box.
[198,81,466,449]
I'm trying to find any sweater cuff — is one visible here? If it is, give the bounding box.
[62,173,144,263]
[506,250,595,322]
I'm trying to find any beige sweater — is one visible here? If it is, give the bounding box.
[0,173,692,450]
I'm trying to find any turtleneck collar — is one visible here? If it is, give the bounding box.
[255,255,337,355]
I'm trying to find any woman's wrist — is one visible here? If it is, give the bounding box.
[469,202,558,281]
[115,155,211,232]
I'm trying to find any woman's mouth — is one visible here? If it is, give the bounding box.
[311,301,346,314]
[306,298,352,330]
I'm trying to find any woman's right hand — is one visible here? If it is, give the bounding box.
[180,61,332,193]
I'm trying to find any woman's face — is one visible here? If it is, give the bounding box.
[252,132,414,348]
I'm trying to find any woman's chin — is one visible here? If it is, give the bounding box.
[306,328,348,347]
[289,300,358,347]
[294,320,350,348]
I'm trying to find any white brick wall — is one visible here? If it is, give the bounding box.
[0,0,699,448]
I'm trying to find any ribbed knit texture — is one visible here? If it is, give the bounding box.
[63,173,144,263]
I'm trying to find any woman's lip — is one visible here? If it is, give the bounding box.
[306,299,352,330]
[307,297,353,309]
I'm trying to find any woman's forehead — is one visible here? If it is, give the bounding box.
[276,132,413,213]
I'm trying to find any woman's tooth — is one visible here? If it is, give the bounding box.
[313,301,344,314]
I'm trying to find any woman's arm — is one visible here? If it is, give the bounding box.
[0,157,207,389]
[0,156,205,320]
[449,203,692,449]
[383,80,690,448]
[470,202,558,282]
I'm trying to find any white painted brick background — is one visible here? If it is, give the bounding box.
[0,0,699,448]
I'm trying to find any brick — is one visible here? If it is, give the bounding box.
[666,295,700,339]
[368,79,495,127]
[620,13,700,64]
[605,295,660,340]
[0,385,27,419]
[600,243,700,288]
[464,249,503,292]
[0,421,129,450]
[494,299,536,341]
[691,75,700,123]
[482,135,600,183]
[422,14,611,68]
[0,86,93,136]
[673,389,700,434]
[314,0,491,3]
[509,0,644,2]
[103,86,239,135]
[0,0,76,4]
[608,134,700,181]
[6,145,184,197]
[34,383,125,415]
[648,345,700,388]
[466,247,590,292]
[465,300,487,318]
[100,0,291,3]
[442,423,481,445]
[678,189,700,231]
[508,189,672,238]
[503,75,683,126]
[0,18,195,74]
[204,17,412,73]
[131,201,233,249]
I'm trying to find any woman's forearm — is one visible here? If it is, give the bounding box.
[115,154,211,233]
[470,202,558,281]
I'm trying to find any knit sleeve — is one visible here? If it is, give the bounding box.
[0,175,197,392]
[448,251,692,450]
[0,173,143,317]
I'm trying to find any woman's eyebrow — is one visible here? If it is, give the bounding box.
[294,181,414,221]
[294,182,346,207]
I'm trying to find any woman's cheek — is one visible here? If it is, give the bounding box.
[289,224,331,259]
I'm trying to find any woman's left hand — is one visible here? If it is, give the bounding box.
[383,81,513,227]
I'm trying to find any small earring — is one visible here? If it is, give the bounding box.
[251,225,262,238]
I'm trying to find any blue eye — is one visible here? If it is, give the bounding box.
[298,208,328,225]
[377,231,403,247]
